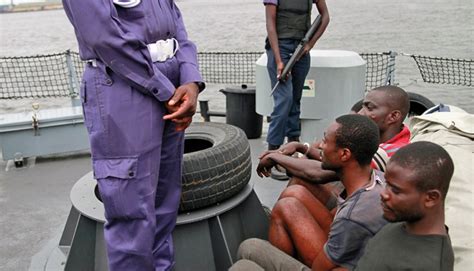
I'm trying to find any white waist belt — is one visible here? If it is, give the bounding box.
[147,38,179,63]
[113,0,141,8]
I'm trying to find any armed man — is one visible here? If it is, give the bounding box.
[264,0,329,180]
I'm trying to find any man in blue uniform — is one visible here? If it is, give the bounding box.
[62,0,204,270]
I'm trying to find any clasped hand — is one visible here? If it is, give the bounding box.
[256,142,299,177]
[256,153,278,178]
[163,82,199,131]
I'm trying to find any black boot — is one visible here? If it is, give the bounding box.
[287,136,300,142]
[268,144,280,151]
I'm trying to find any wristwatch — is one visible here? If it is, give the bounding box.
[195,81,206,92]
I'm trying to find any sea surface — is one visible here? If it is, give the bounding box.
[0,0,473,114]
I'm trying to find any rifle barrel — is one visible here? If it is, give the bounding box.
[270,15,322,96]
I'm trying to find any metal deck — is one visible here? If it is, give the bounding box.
[0,118,288,271]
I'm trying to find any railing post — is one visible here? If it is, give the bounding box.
[199,99,211,122]
[65,50,81,107]
[385,51,397,85]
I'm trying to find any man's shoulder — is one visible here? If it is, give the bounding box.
[380,125,411,156]
[336,178,386,231]
[359,222,455,270]
[326,189,388,269]
[338,173,385,215]
[373,222,403,238]
[358,223,403,254]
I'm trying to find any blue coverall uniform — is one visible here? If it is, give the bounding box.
[62,0,203,269]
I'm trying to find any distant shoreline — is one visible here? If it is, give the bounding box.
[0,3,62,14]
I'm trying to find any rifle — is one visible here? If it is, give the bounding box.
[270,15,322,96]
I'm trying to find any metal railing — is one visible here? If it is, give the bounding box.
[0,50,472,100]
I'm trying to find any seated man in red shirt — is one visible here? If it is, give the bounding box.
[359,85,411,170]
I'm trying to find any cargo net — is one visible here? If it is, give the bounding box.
[198,51,396,89]
[410,55,473,87]
[0,51,84,99]
[198,52,262,85]
[360,52,395,90]
[2,50,471,99]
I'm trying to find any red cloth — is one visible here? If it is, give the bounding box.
[371,125,411,171]
[380,125,411,157]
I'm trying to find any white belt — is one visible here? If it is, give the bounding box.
[85,38,178,66]
[147,38,179,63]
[113,0,141,8]
[87,59,97,67]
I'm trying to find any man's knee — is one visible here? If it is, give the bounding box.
[237,238,269,260]
[271,197,304,222]
[229,259,264,271]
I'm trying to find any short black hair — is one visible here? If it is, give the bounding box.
[335,114,380,166]
[390,141,454,198]
[372,85,410,119]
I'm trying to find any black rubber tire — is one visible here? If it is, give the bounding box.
[180,122,252,212]
[407,92,435,116]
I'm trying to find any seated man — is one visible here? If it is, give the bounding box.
[355,141,455,270]
[358,85,411,170]
[256,114,388,270]
[258,85,410,209]
[258,85,410,184]
[230,141,454,271]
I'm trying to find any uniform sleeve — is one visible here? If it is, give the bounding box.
[169,2,203,87]
[324,218,373,269]
[64,0,175,101]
